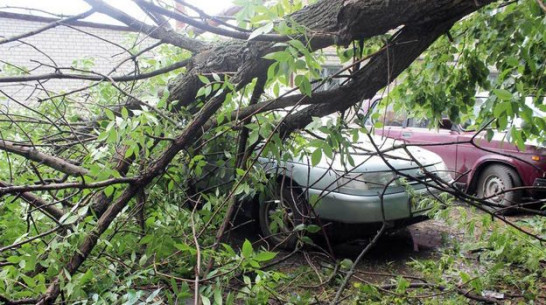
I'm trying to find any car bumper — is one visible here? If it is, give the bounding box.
[531,178,546,199]
[308,186,440,224]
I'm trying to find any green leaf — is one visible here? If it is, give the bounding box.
[170,278,179,296]
[146,289,162,303]
[62,215,79,225]
[253,251,277,262]
[212,73,221,82]
[295,74,312,96]
[124,146,134,158]
[248,260,260,268]
[108,128,118,143]
[222,244,236,256]
[248,130,259,145]
[205,85,212,97]
[493,101,510,117]
[248,22,274,40]
[288,39,309,55]
[217,112,225,125]
[105,108,115,120]
[196,86,207,97]
[293,223,306,231]
[243,275,251,286]
[236,168,246,176]
[306,224,321,233]
[242,239,253,258]
[198,75,210,84]
[340,258,353,270]
[80,269,94,285]
[121,107,129,119]
[486,129,494,142]
[214,288,223,305]
[139,254,148,266]
[396,277,411,293]
[459,271,471,283]
[492,89,512,101]
[226,293,234,305]
[301,236,313,244]
[263,50,291,62]
[104,185,114,197]
[510,127,525,151]
[311,148,322,166]
[21,275,36,288]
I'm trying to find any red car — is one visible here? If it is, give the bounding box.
[375,116,546,209]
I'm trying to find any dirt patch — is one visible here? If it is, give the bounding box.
[226,206,543,303]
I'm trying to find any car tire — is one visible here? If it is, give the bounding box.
[258,180,309,249]
[476,164,522,214]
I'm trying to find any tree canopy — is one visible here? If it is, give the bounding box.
[0,0,544,304]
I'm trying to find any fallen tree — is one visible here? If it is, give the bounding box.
[0,0,544,303]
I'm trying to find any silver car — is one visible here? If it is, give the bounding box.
[255,136,451,248]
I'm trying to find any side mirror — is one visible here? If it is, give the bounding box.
[440,118,453,130]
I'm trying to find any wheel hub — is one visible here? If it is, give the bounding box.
[265,199,294,234]
[483,175,505,203]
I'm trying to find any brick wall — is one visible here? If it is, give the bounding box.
[0,13,158,104]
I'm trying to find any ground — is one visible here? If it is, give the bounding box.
[226,204,545,303]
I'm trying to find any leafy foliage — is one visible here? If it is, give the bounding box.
[0,0,544,304]
[383,0,545,147]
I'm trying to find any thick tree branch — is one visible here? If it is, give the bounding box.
[180,2,244,36]
[279,19,462,134]
[83,0,206,52]
[135,0,173,31]
[0,140,89,176]
[290,0,489,44]
[166,0,493,109]
[0,181,64,220]
[135,0,333,43]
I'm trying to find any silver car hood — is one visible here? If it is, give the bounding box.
[291,137,444,173]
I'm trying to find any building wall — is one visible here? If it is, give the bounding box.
[0,13,157,104]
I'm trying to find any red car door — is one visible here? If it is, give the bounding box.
[452,131,488,184]
[401,126,459,179]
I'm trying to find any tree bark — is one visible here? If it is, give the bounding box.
[0,181,64,220]
[165,0,493,110]
[0,140,88,176]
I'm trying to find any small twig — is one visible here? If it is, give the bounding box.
[190,201,201,305]
[0,294,38,305]
[0,226,61,253]
[331,223,387,304]
[0,177,136,195]
[0,10,95,45]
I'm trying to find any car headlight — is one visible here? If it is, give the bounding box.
[336,171,397,191]
[430,162,452,182]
